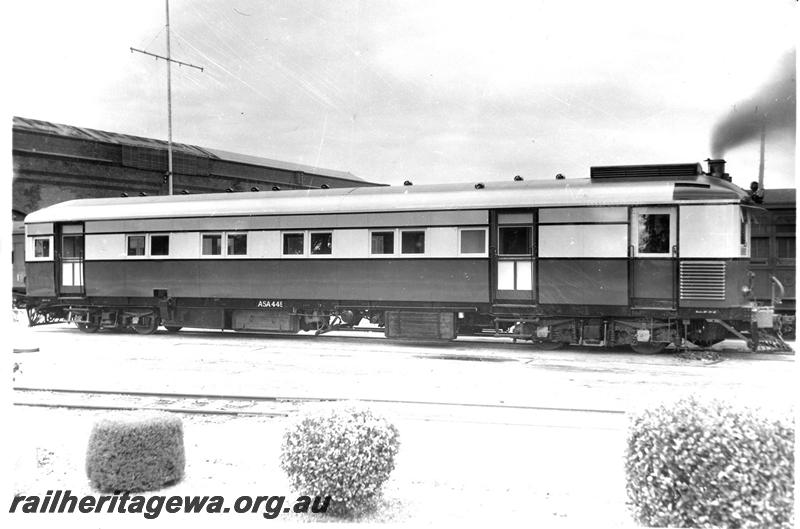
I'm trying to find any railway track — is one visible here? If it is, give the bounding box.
[12,387,628,430]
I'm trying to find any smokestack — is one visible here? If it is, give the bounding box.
[705,158,731,181]
[758,122,766,191]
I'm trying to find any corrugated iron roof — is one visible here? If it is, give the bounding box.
[13,116,366,183]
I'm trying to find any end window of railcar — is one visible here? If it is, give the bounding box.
[227,233,248,256]
[150,235,170,256]
[202,234,222,256]
[401,230,425,254]
[371,231,394,254]
[127,235,145,256]
[498,226,531,255]
[283,233,304,255]
[460,228,487,255]
[310,232,332,255]
[637,214,670,255]
[34,237,51,258]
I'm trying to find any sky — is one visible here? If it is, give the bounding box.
[4,0,797,189]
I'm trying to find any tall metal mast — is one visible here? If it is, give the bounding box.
[165,0,173,195]
[131,0,204,195]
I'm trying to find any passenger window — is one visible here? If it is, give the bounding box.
[460,229,486,254]
[310,232,332,255]
[227,233,247,255]
[202,234,222,255]
[127,235,145,256]
[371,231,394,254]
[283,233,304,255]
[150,235,170,256]
[637,214,670,254]
[34,237,51,258]
[499,226,531,255]
[401,230,425,254]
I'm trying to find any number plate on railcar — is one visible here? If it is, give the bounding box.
[256,300,284,309]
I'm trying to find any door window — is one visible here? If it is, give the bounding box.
[632,207,676,257]
[499,226,531,255]
[60,233,84,289]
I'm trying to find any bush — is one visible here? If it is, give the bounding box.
[86,412,185,492]
[280,403,400,516]
[625,396,794,528]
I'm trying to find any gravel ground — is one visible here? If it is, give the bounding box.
[7,314,795,527]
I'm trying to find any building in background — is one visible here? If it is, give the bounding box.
[12,116,380,218]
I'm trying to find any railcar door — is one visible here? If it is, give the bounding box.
[630,207,676,309]
[57,223,85,296]
[493,211,536,305]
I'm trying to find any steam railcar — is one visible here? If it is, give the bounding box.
[23,159,778,352]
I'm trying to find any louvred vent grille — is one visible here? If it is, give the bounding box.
[680,261,726,300]
[590,163,702,180]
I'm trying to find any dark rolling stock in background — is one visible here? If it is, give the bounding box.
[749,189,795,337]
[17,158,792,353]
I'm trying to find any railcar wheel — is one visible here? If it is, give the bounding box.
[131,314,158,335]
[76,320,101,333]
[164,326,182,333]
[532,340,564,350]
[630,342,668,354]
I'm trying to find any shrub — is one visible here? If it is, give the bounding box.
[86,412,185,492]
[625,396,794,528]
[280,403,400,516]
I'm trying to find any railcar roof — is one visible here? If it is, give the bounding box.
[25,175,748,224]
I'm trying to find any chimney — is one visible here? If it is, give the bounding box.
[705,158,731,182]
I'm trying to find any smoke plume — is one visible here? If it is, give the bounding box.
[710,49,795,157]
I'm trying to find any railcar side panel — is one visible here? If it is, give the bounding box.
[25,261,56,297]
[537,259,628,305]
[83,209,489,234]
[83,259,490,303]
[679,205,743,258]
[632,259,674,305]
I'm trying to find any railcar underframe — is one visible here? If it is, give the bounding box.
[23,287,770,354]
